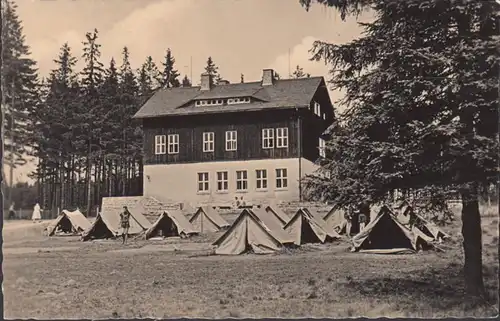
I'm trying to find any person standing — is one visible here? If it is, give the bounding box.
[344,210,353,238]
[359,212,367,231]
[8,203,16,220]
[120,206,131,245]
[32,203,42,222]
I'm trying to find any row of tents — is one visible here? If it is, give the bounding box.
[46,205,230,240]
[46,198,450,256]
[213,201,450,255]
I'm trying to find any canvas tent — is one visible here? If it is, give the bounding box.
[351,205,434,254]
[399,205,450,241]
[213,208,295,255]
[189,206,230,233]
[145,210,199,239]
[285,208,341,245]
[323,207,348,234]
[47,209,91,236]
[81,204,152,241]
[264,205,290,226]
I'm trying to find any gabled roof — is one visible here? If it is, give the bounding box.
[133,77,327,119]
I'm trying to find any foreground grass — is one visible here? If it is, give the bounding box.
[2,210,498,318]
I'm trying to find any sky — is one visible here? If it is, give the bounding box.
[5,0,372,184]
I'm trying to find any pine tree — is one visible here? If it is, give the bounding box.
[292,65,310,78]
[181,75,192,87]
[300,0,499,297]
[118,47,141,196]
[1,0,40,205]
[79,28,105,216]
[159,48,181,88]
[138,56,160,97]
[204,56,223,86]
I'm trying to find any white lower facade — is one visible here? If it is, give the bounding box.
[143,158,319,207]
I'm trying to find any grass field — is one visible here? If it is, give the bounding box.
[2,207,498,319]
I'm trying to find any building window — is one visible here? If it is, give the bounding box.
[319,138,326,157]
[216,171,228,192]
[203,132,215,152]
[276,127,288,148]
[276,168,288,189]
[227,97,251,105]
[314,101,321,116]
[322,113,326,120]
[225,130,237,151]
[154,135,166,155]
[256,169,267,190]
[197,172,209,192]
[236,170,248,191]
[262,128,274,149]
[167,134,179,154]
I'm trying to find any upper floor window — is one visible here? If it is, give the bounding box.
[203,132,215,152]
[225,130,237,151]
[236,170,248,191]
[154,135,166,155]
[314,101,321,116]
[227,97,251,105]
[319,138,326,158]
[197,172,209,192]
[256,169,268,190]
[276,168,288,189]
[262,128,274,149]
[168,134,179,154]
[322,113,326,120]
[216,171,228,192]
[276,127,288,148]
[195,99,223,106]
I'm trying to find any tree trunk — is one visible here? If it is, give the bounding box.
[460,184,486,298]
[86,141,92,217]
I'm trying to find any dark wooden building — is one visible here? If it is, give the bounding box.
[133,69,335,207]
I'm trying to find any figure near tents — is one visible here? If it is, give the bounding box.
[32,203,42,222]
[120,206,131,245]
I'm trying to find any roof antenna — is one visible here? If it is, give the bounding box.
[190,56,193,84]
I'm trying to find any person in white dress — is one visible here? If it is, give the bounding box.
[32,203,42,222]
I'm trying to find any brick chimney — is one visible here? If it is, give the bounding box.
[262,69,275,86]
[200,73,212,91]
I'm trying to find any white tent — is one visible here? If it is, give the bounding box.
[285,208,341,245]
[145,210,199,239]
[189,206,230,233]
[398,205,450,241]
[47,209,91,236]
[81,203,152,241]
[351,205,434,254]
[264,205,290,226]
[213,208,295,255]
[323,207,348,234]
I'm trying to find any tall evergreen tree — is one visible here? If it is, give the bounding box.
[181,75,192,87]
[1,0,40,204]
[118,47,141,195]
[204,56,223,86]
[159,48,180,88]
[79,28,105,215]
[300,0,499,297]
[138,55,160,97]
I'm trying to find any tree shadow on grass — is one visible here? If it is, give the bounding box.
[343,262,499,316]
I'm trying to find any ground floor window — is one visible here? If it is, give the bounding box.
[197,172,209,192]
[276,168,288,189]
[256,169,267,190]
[217,171,228,192]
[236,170,248,191]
